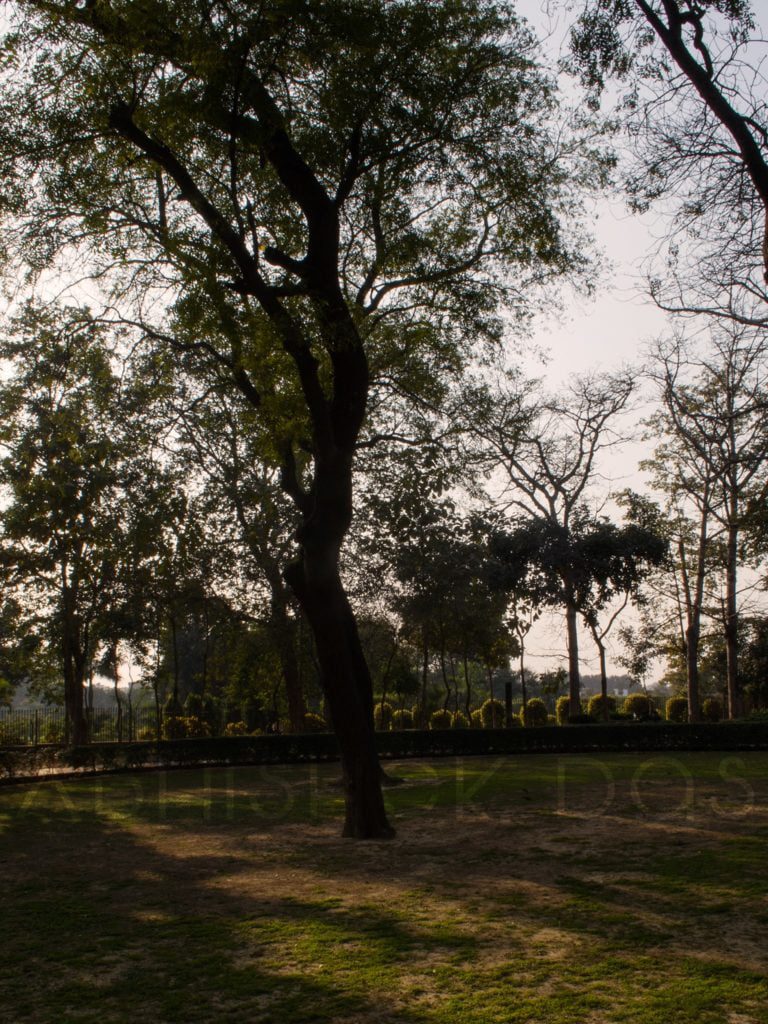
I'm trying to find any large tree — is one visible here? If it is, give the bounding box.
[472,371,635,715]
[0,304,163,743]
[0,0,594,836]
[645,324,768,717]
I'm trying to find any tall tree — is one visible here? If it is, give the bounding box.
[0,304,157,742]
[1,1,596,835]
[473,371,635,715]
[646,324,768,716]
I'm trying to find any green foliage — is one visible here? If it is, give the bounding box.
[622,692,651,719]
[470,709,484,729]
[480,698,505,728]
[429,709,453,730]
[302,713,327,734]
[452,710,470,729]
[162,715,188,740]
[223,721,248,737]
[556,695,571,725]
[373,701,393,731]
[666,696,689,723]
[391,709,414,730]
[587,693,616,719]
[701,698,722,723]
[521,697,548,727]
[0,719,29,744]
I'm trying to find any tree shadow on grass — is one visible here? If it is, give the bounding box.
[0,796,476,1024]
[3,760,768,1024]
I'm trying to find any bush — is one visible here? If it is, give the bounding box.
[521,697,548,727]
[163,694,183,718]
[665,696,689,723]
[429,708,453,730]
[480,698,505,729]
[622,693,651,719]
[470,709,484,729]
[374,701,393,731]
[701,697,723,722]
[0,720,30,745]
[137,725,158,741]
[392,708,414,730]
[224,721,248,737]
[183,716,211,739]
[162,715,187,739]
[302,712,327,733]
[555,695,570,725]
[587,694,616,720]
[452,710,470,729]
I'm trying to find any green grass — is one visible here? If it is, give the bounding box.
[2,752,768,1023]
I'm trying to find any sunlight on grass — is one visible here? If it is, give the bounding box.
[2,752,768,1023]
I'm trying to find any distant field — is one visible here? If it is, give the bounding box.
[1,753,767,1024]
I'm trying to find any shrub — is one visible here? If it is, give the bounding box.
[302,712,327,733]
[470,709,484,729]
[555,695,570,725]
[374,701,393,731]
[480,698,505,729]
[665,696,688,723]
[701,697,723,722]
[429,708,452,730]
[521,697,548,727]
[137,726,158,741]
[224,721,248,737]
[587,694,616,720]
[183,716,211,738]
[0,720,30,745]
[162,715,187,740]
[622,693,651,719]
[391,708,414,730]
[452,710,470,729]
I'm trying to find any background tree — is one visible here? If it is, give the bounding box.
[645,324,768,716]
[474,371,635,715]
[0,304,164,742]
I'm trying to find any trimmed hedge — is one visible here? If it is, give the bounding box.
[3,721,768,782]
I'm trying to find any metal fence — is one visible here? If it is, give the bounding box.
[0,706,162,745]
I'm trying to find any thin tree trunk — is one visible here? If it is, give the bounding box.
[61,581,88,746]
[564,589,581,717]
[420,630,429,728]
[724,518,740,719]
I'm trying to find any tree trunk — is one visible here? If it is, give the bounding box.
[271,598,306,732]
[420,631,429,728]
[685,618,701,722]
[597,640,609,721]
[463,653,472,718]
[285,549,393,840]
[519,647,528,719]
[61,585,88,746]
[724,520,740,719]
[564,593,581,717]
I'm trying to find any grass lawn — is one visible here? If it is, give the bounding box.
[1,751,767,1023]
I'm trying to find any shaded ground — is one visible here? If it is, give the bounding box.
[1,752,767,1023]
